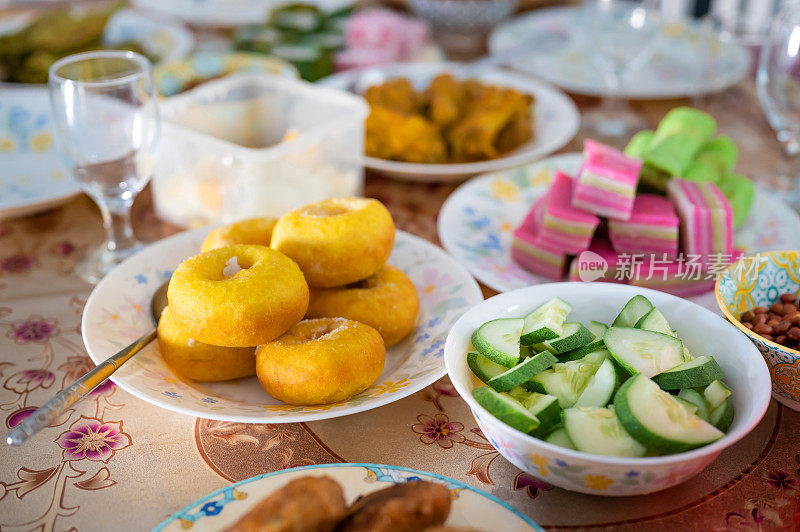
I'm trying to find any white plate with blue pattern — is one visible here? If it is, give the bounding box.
[155,463,542,531]
[82,228,483,423]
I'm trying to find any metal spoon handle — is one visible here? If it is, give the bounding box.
[5,329,156,446]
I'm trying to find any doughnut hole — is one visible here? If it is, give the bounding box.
[168,244,309,347]
[256,318,385,405]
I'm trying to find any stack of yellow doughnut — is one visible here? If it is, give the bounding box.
[158,198,420,406]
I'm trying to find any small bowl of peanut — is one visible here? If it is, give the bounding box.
[715,250,800,411]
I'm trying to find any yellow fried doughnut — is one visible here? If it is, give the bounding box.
[306,265,419,347]
[271,198,395,287]
[255,318,385,405]
[157,306,256,381]
[167,244,309,347]
[200,217,278,253]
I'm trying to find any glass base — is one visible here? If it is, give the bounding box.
[75,241,145,284]
[582,103,648,141]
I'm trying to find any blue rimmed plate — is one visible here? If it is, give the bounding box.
[154,463,542,531]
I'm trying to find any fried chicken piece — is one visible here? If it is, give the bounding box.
[366,106,447,163]
[335,480,451,532]
[425,74,465,129]
[364,78,420,115]
[225,476,346,532]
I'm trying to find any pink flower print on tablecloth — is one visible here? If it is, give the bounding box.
[411,413,466,449]
[58,355,115,396]
[50,241,76,257]
[55,417,131,462]
[0,254,34,274]
[6,316,59,344]
[4,369,55,393]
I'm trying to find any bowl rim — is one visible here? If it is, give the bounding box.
[445,282,772,466]
[714,249,800,357]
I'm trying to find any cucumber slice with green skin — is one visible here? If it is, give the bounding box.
[558,321,607,361]
[520,297,572,345]
[653,356,725,390]
[523,393,561,436]
[675,396,699,415]
[563,407,647,457]
[612,295,654,328]
[471,318,524,368]
[677,389,710,421]
[603,327,684,378]
[467,352,507,384]
[615,375,725,453]
[635,308,693,361]
[507,386,531,404]
[704,380,732,409]
[533,322,595,354]
[575,358,618,407]
[710,399,734,432]
[545,427,576,449]
[530,350,608,408]
[488,352,558,392]
[472,387,540,434]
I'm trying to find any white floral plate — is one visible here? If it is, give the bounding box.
[320,62,580,183]
[81,228,482,423]
[437,153,800,311]
[489,6,750,99]
[154,463,542,531]
[0,88,81,221]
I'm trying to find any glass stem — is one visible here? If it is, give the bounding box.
[97,197,137,255]
[778,132,800,210]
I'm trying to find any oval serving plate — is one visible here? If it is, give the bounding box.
[82,228,482,423]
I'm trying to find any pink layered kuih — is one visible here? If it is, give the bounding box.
[511,196,567,280]
[631,249,743,297]
[537,171,600,254]
[568,234,627,283]
[667,178,733,261]
[573,139,642,221]
[608,194,680,258]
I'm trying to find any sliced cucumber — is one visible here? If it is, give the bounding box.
[520,297,572,345]
[488,351,558,392]
[635,307,693,361]
[710,398,734,432]
[677,388,710,421]
[612,295,654,328]
[675,396,699,415]
[615,375,724,453]
[530,350,607,408]
[523,393,561,436]
[703,380,732,409]
[558,321,607,361]
[545,427,575,450]
[467,351,507,384]
[507,386,531,404]
[603,327,684,378]
[563,407,647,457]
[471,318,524,368]
[653,356,725,390]
[533,322,595,354]
[575,358,618,407]
[472,387,540,434]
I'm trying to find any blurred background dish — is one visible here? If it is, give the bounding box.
[0,87,81,220]
[0,5,194,85]
[321,61,579,182]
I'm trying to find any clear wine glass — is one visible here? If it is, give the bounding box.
[757,2,800,210]
[581,0,662,140]
[48,51,160,284]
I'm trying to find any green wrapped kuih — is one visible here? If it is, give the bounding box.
[718,173,755,229]
[624,130,654,159]
[643,107,717,178]
[684,135,739,184]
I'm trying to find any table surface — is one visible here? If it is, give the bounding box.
[2,19,800,532]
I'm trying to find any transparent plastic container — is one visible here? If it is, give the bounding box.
[151,74,368,227]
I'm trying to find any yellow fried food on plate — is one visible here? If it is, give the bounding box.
[201,217,278,252]
[336,480,451,532]
[366,106,447,163]
[306,265,419,347]
[167,245,309,347]
[224,476,346,532]
[364,77,420,115]
[255,318,385,405]
[271,198,395,288]
[157,306,255,381]
[425,74,465,128]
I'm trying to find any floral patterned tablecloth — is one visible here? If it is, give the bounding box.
[1,83,800,531]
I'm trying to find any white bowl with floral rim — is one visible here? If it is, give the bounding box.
[444,282,771,496]
[82,228,482,423]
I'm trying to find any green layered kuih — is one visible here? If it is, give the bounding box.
[684,135,738,183]
[643,107,717,177]
[718,173,755,229]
